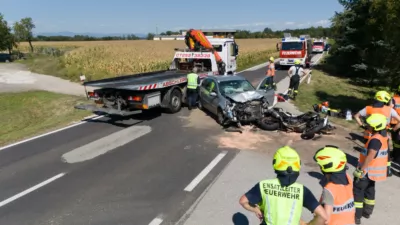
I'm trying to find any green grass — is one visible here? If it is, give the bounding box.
[0,91,92,147]
[293,69,378,130]
[20,50,280,82]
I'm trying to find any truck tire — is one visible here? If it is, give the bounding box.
[166,89,182,113]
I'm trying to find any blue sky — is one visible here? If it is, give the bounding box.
[2,0,344,34]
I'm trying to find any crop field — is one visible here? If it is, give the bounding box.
[17,39,280,81]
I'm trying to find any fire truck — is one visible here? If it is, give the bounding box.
[312,38,326,54]
[278,33,313,68]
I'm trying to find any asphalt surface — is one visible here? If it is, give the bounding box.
[0,62,295,225]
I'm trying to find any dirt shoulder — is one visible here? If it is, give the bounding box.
[0,63,91,96]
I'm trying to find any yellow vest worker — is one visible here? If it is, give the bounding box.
[239,146,328,225]
[264,56,277,91]
[353,113,389,224]
[186,67,200,110]
[314,146,355,225]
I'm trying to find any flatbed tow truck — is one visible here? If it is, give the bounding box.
[75,29,239,116]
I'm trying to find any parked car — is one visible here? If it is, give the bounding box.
[0,53,12,62]
[198,75,275,127]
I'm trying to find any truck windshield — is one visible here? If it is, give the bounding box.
[313,42,323,46]
[219,80,255,95]
[281,42,303,50]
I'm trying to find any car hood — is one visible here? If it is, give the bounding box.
[225,90,264,103]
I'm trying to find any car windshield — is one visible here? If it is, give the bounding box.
[313,42,323,46]
[281,42,303,50]
[219,80,255,95]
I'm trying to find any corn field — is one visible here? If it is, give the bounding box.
[17,39,280,80]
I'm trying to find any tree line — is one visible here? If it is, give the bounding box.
[0,13,35,54]
[327,0,400,89]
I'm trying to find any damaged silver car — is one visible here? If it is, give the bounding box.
[197,75,275,127]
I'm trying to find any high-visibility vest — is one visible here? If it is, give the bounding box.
[259,178,303,225]
[323,173,355,225]
[187,73,198,89]
[266,64,275,76]
[390,96,400,125]
[363,105,391,139]
[359,133,389,182]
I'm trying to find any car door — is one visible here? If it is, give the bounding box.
[208,80,220,115]
[255,77,276,108]
[200,78,215,111]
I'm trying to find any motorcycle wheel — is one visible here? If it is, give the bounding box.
[258,117,280,131]
[301,120,325,140]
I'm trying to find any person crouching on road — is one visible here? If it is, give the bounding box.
[186,67,200,110]
[239,146,328,225]
[354,90,400,177]
[287,59,305,100]
[353,113,389,224]
[265,57,276,91]
[389,86,400,174]
[314,145,355,225]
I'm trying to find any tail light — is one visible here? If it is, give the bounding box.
[88,91,99,98]
[127,96,142,102]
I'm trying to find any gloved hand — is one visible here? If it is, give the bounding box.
[353,168,365,179]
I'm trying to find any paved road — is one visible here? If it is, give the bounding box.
[0,56,320,224]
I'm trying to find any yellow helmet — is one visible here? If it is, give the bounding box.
[374,90,391,103]
[366,113,387,131]
[273,146,301,173]
[313,145,347,173]
[269,56,274,61]
[294,59,300,65]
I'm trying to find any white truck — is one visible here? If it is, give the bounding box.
[75,29,240,116]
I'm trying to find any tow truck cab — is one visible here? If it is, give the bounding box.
[170,30,239,75]
[279,33,312,68]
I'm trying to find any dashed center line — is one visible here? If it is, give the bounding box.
[0,173,66,207]
[184,151,227,192]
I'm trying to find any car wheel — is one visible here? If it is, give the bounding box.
[198,99,204,110]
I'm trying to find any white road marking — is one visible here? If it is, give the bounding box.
[0,115,104,151]
[62,125,152,163]
[184,151,227,192]
[148,216,163,225]
[0,173,65,208]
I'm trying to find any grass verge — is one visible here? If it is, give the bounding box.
[0,91,92,147]
[20,50,279,82]
[293,69,377,130]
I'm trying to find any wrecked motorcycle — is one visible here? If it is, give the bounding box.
[258,107,335,139]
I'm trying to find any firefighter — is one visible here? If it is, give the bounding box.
[265,57,276,91]
[287,59,305,100]
[354,90,400,176]
[314,145,355,225]
[239,146,328,225]
[186,67,200,110]
[390,86,400,174]
[353,113,389,224]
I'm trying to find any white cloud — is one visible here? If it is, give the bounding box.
[314,20,330,26]
[285,22,295,25]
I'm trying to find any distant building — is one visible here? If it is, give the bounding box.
[153,29,236,40]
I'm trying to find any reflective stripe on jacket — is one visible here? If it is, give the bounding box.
[259,178,303,225]
[359,133,389,182]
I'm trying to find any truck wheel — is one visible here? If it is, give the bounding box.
[166,89,182,113]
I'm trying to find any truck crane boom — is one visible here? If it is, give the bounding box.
[185,29,226,74]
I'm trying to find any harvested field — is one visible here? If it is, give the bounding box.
[17,39,280,81]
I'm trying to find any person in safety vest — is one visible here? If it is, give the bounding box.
[314,145,355,225]
[264,57,276,91]
[239,146,328,225]
[287,59,305,100]
[353,113,389,224]
[186,67,200,110]
[389,86,400,174]
[354,90,400,177]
